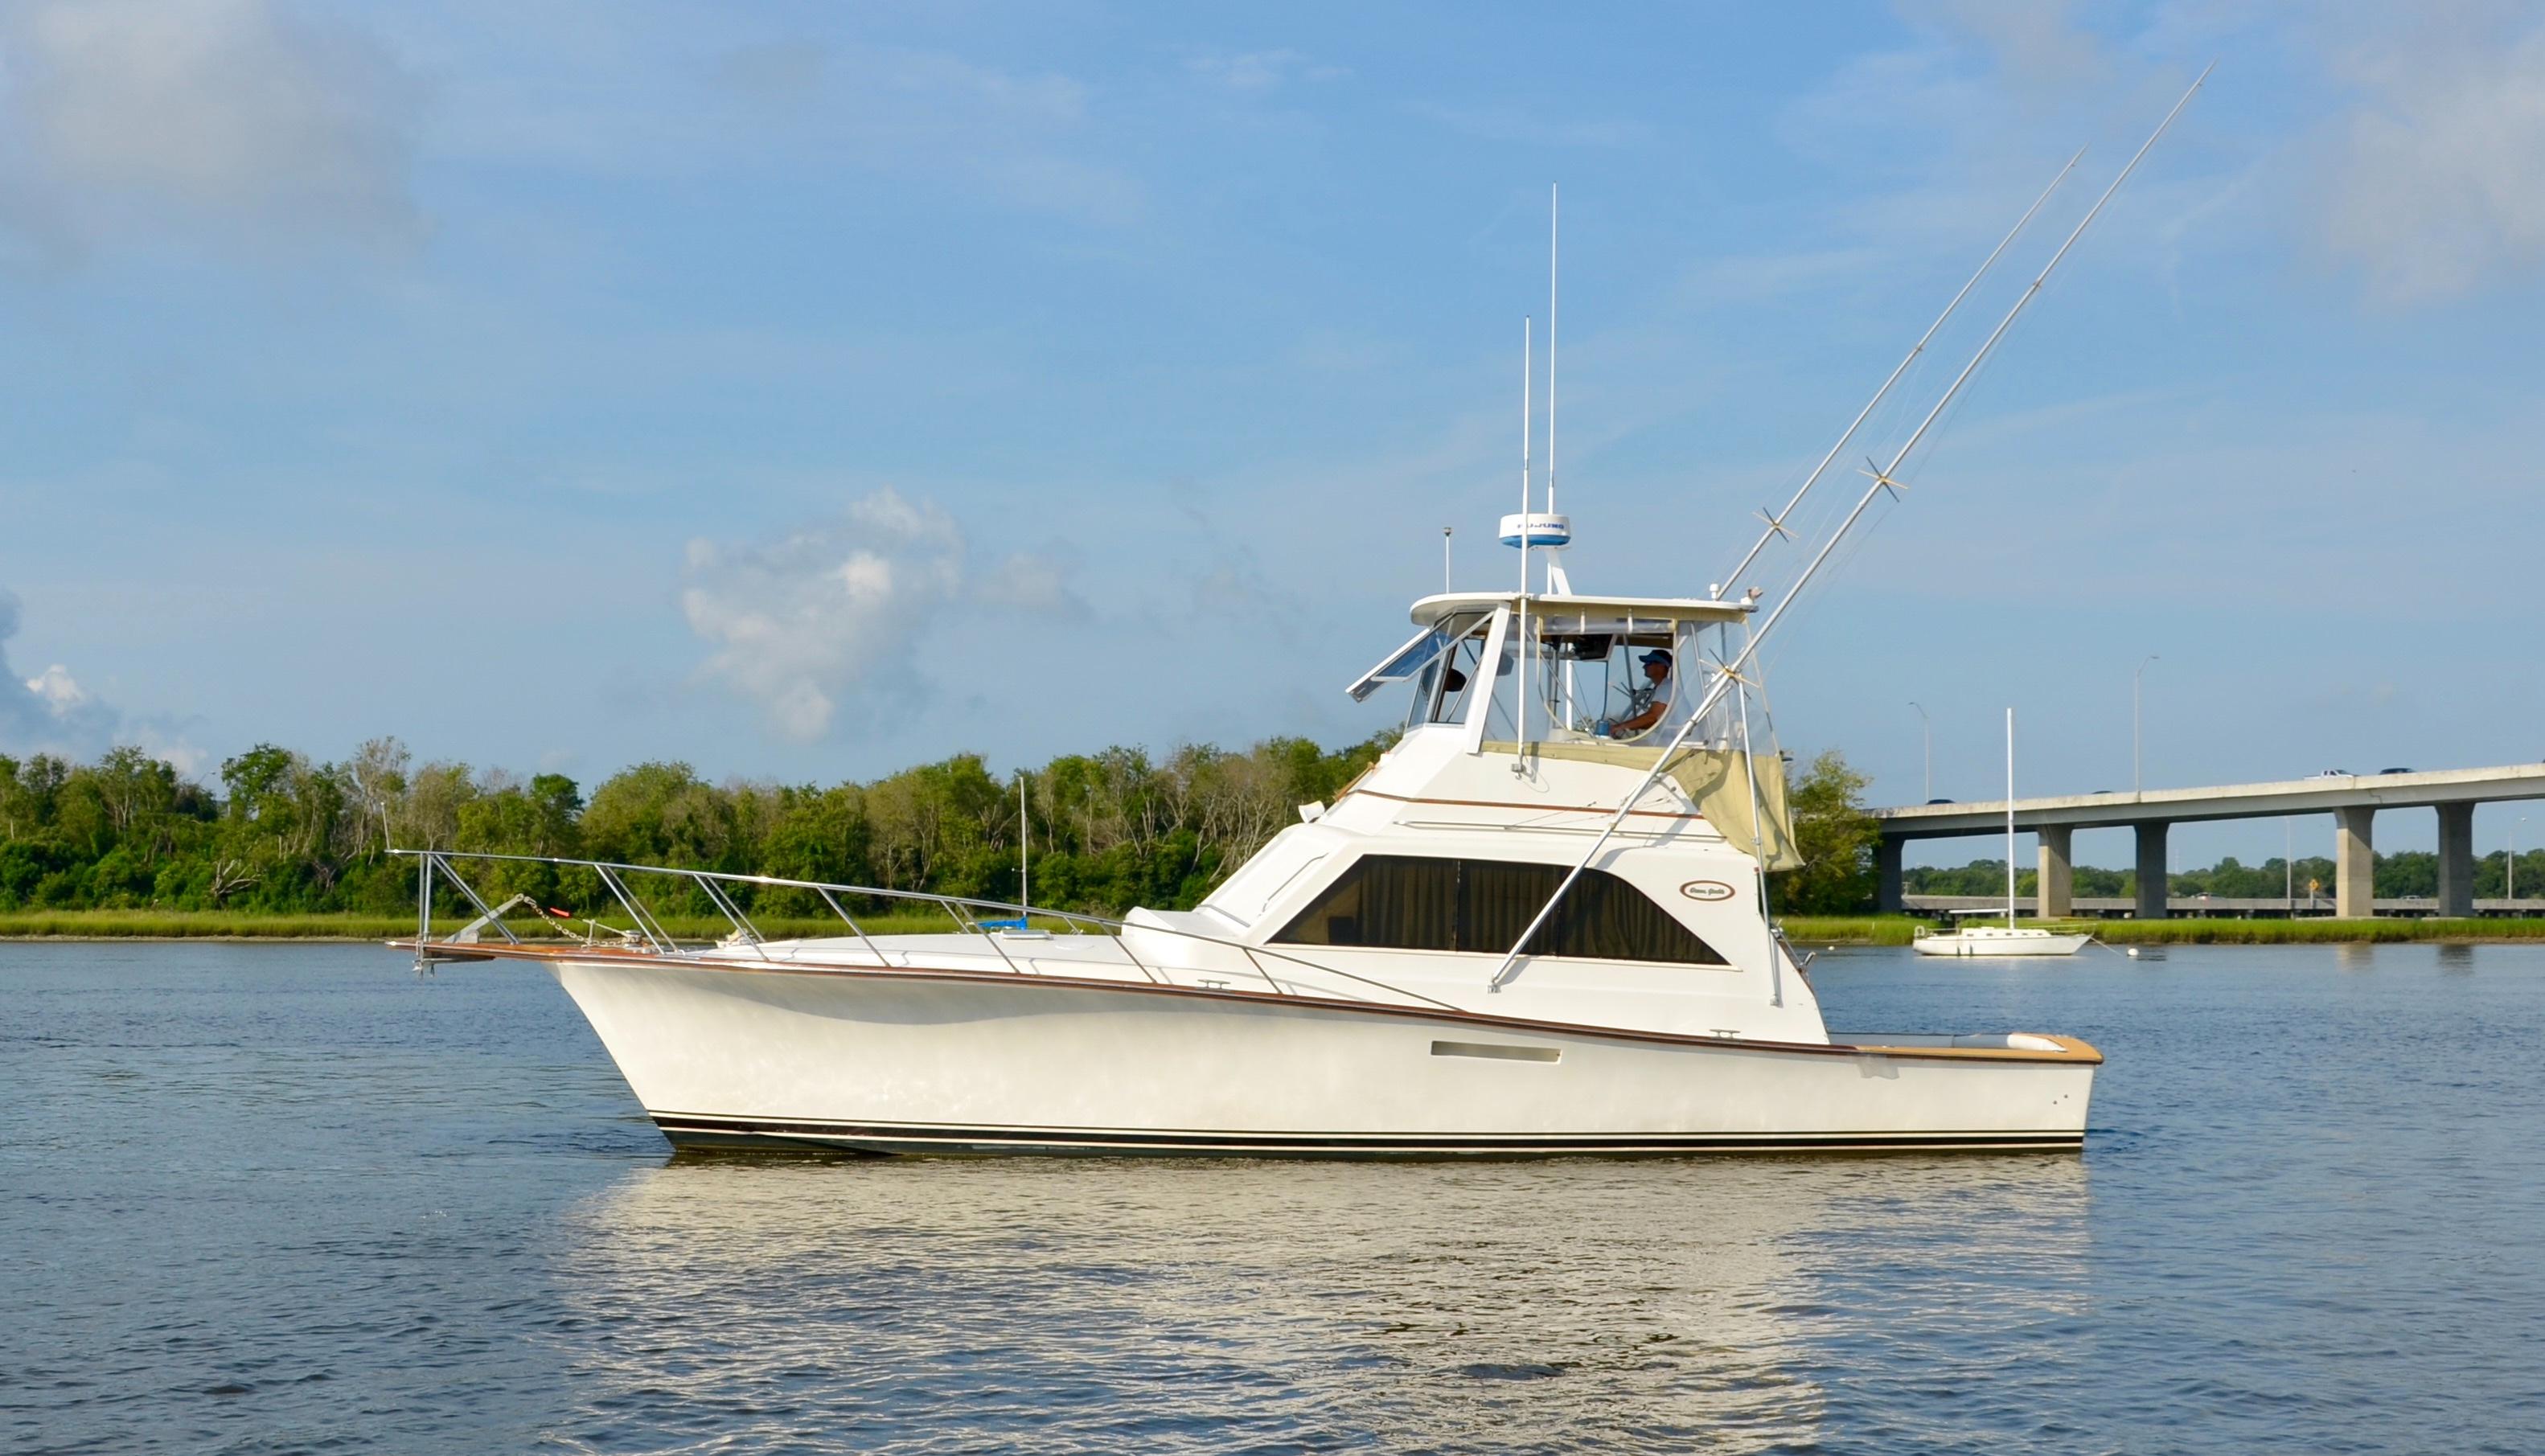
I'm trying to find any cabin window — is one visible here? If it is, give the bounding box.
[1272,854,1727,966]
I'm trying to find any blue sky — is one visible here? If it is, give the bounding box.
[3,1,2543,869]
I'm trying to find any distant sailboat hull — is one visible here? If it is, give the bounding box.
[1911,927,2092,958]
[548,954,2098,1157]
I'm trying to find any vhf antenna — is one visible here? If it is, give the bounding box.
[1517,314,1532,762]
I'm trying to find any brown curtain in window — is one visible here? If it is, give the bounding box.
[1540,872,1727,964]
[1358,856,1459,950]
[1276,855,1458,950]
[1457,859,1561,953]
[1281,855,1724,965]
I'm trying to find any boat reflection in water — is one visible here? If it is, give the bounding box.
[547,1155,2089,1450]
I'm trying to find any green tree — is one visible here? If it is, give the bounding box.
[1775,750,1877,913]
[753,783,872,915]
[455,771,585,903]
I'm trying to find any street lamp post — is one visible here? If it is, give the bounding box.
[2133,654,2159,794]
[1910,701,1931,802]
[2516,817,2529,906]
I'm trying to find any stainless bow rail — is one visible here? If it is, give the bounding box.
[392,849,1459,1011]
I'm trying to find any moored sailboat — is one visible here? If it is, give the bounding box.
[1913,709,2091,958]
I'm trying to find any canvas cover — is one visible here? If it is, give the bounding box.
[1489,740,1804,872]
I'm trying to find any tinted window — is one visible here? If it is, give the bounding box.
[1273,855,1726,966]
[1273,854,1459,951]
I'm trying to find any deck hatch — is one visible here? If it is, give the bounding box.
[1431,1040,1561,1064]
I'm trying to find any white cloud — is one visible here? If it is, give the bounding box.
[0,0,423,258]
[2320,14,2545,303]
[682,490,1084,740]
[0,585,201,772]
[21,662,88,712]
[976,551,1088,617]
[1,587,108,749]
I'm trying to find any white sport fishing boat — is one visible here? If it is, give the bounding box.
[394,80,2206,1156]
[1912,708,2091,958]
[399,597,2102,1156]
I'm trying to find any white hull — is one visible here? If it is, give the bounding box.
[547,954,2096,1157]
[1911,929,2092,958]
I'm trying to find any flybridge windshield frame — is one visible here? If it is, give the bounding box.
[1346,627,1452,703]
[1353,604,1751,752]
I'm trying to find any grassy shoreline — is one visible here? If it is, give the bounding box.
[9,908,2545,946]
[1779,914,2545,946]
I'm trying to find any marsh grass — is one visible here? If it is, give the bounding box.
[1777,917,1927,946]
[1776,913,2545,946]
[2091,917,2545,945]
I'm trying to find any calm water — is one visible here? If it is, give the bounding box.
[6,941,2543,1454]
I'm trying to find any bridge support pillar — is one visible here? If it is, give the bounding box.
[2134,822,2169,919]
[1876,837,1903,913]
[2335,806,2376,917]
[2038,824,2075,919]
[2437,802,2475,917]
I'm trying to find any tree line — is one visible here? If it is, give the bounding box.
[0,736,1389,920]
[0,739,1886,921]
[1905,850,2545,901]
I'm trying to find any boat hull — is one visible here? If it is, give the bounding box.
[1911,933,2093,958]
[548,957,2096,1158]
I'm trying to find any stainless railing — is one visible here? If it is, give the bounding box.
[392,849,1458,1011]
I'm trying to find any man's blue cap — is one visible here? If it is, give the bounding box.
[1638,650,1672,667]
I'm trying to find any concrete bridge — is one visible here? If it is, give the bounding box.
[1907,894,2545,920]
[1870,764,2545,919]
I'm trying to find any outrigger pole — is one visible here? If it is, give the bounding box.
[1491,66,2212,990]
[1714,145,2085,601]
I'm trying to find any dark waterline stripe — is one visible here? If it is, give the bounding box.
[651,1113,2084,1158]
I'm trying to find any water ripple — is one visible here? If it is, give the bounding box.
[6,941,2545,1452]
